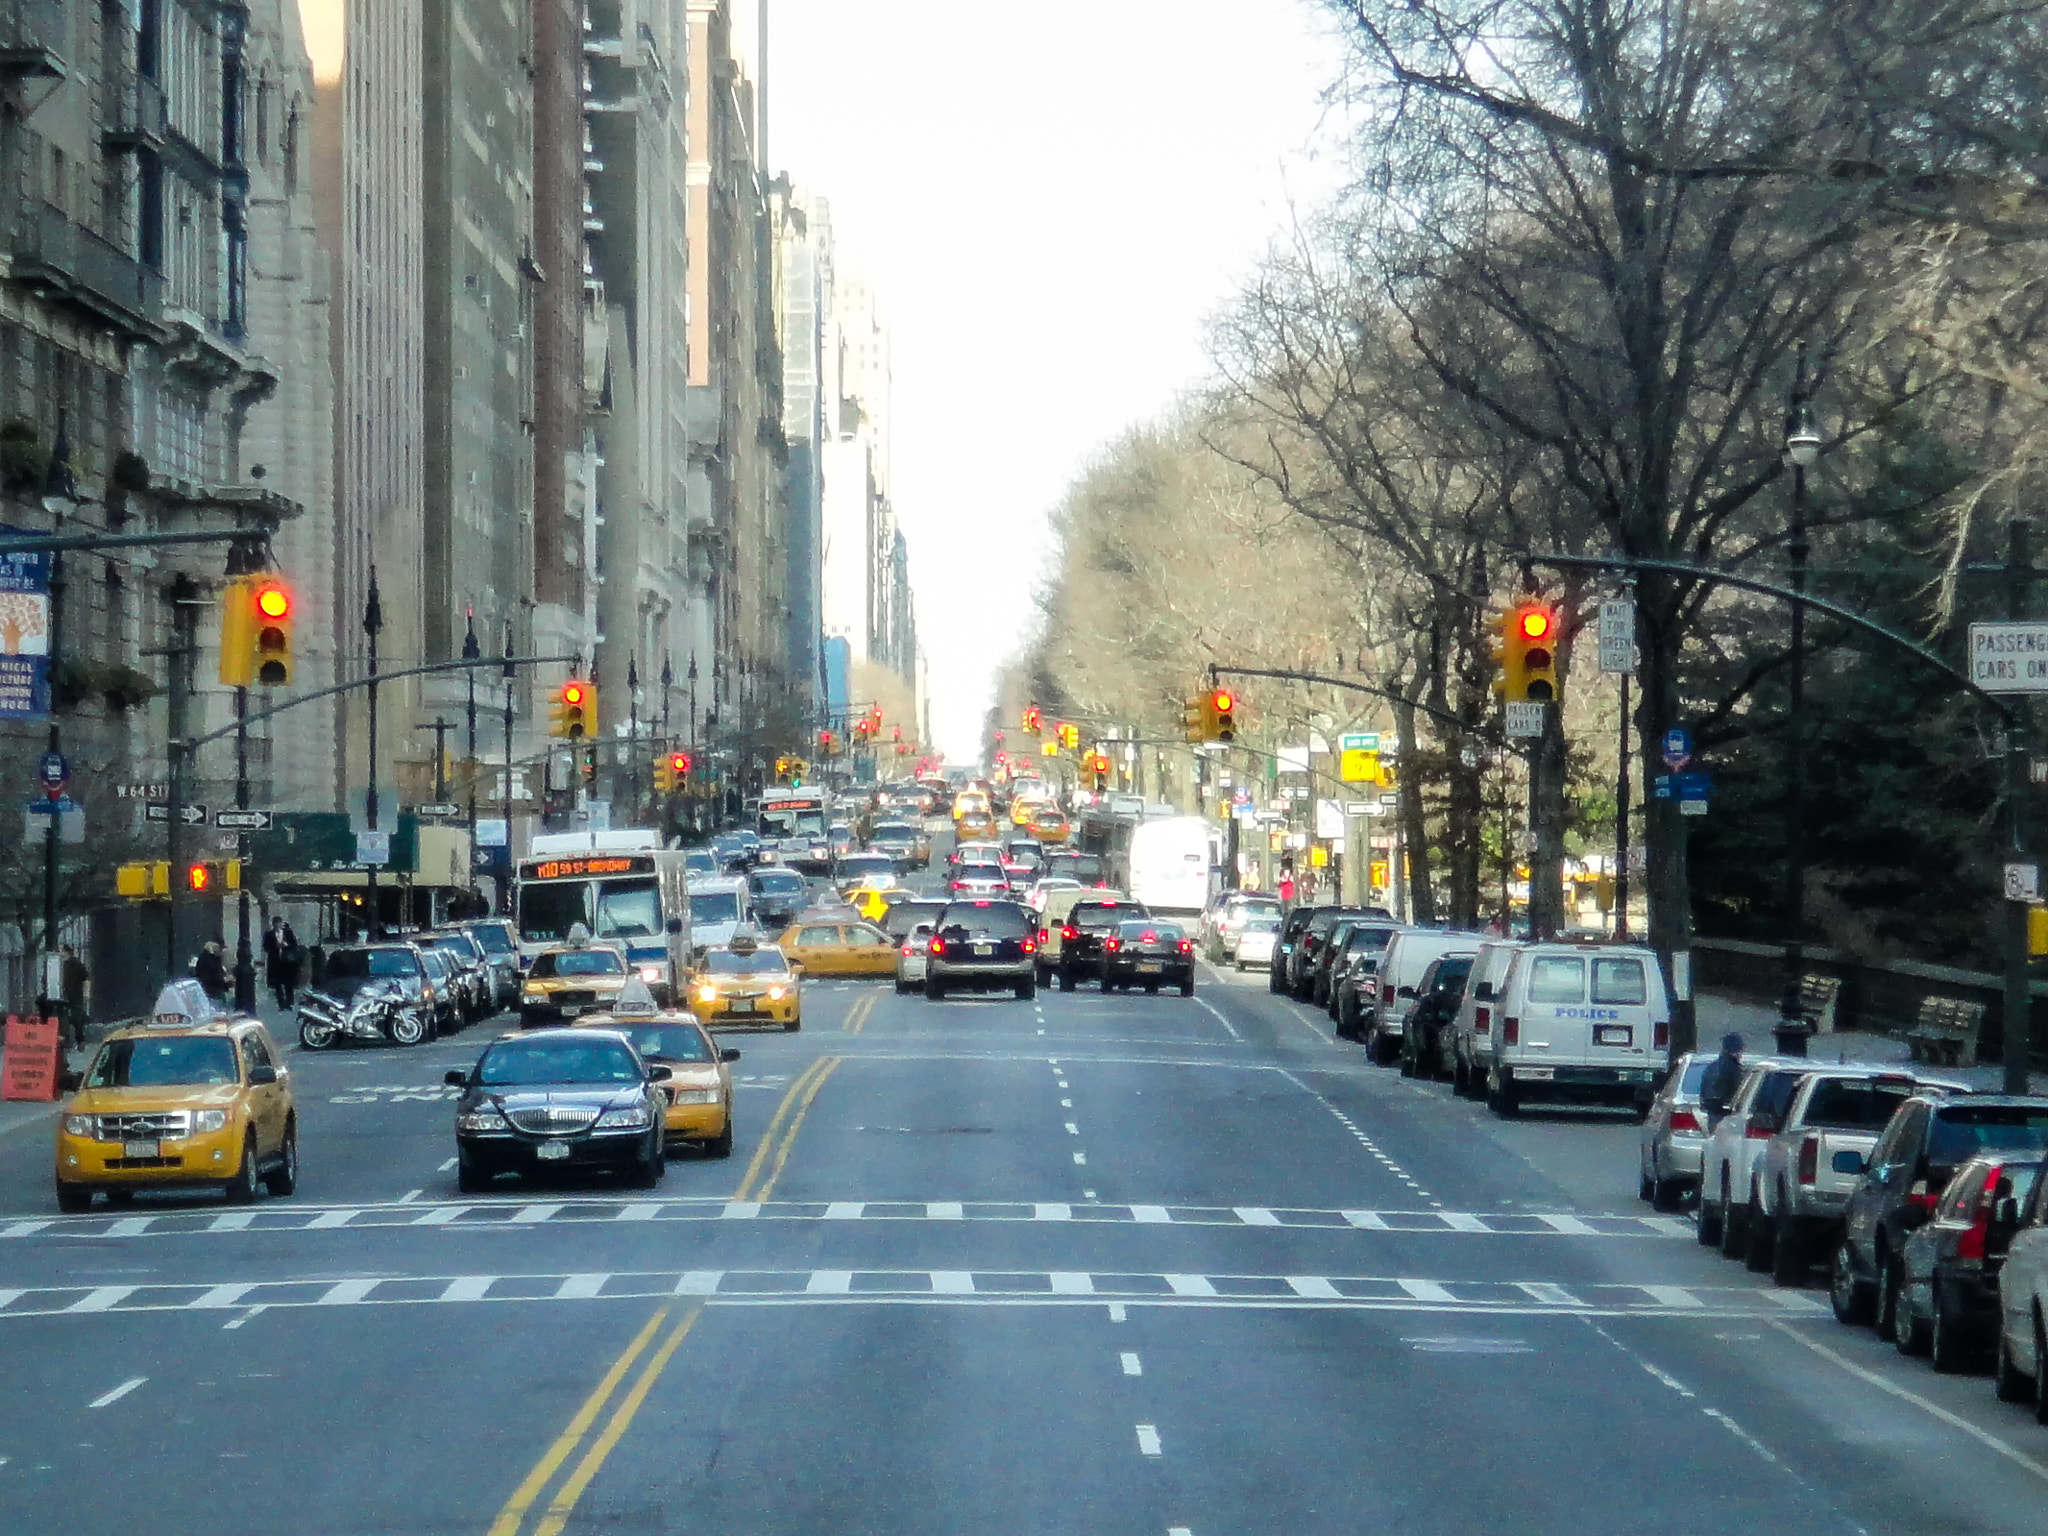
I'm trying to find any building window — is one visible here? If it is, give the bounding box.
[224,210,246,339]
[221,52,244,168]
[137,151,163,268]
[138,0,161,79]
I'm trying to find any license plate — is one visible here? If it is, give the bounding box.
[1137,962,1163,974]
[974,944,993,956]
[728,999,756,1015]
[123,1140,159,1159]
[536,1141,571,1161]
[1517,1067,1555,1081]
[1595,1025,1633,1047]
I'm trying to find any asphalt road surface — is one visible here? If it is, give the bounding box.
[3,910,2046,1531]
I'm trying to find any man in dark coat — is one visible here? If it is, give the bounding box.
[1699,1032,1746,1125]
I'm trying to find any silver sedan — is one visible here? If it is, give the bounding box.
[1639,1052,1713,1211]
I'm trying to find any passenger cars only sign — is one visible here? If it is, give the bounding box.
[1970,622,2048,693]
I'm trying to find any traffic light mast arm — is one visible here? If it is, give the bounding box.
[1206,665,1518,747]
[176,652,583,753]
[1518,553,2021,723]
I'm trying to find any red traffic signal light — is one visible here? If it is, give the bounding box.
[255,583,291,620]
[1211,690,1233,713]
[669,751,691,774]
[1518,609,1552,641]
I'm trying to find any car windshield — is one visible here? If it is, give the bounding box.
[530,949,625,978]
[1242,917,1281,934]
[468,925,515,955]
[603,1022,714,1063]
[519,881,590,943]
[873,823,917,840]
[324,948,418,980]
[1074,904,1133,928]
[751,871,807,895]
[691,890,743,925]
[1803,1078,1917,1131]
[1931,1106,2048,1167]
[883,901,949,937]
[705,950,790,975]
[958,863,1006,880]
[425,936,473,958]
[88,1035,240,1088]
[477,1039,643,1086]
[841,856,894,877]
[592,879,660,939]
[1117,921,1184,942]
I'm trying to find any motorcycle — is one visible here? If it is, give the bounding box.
[297,981,429,1049]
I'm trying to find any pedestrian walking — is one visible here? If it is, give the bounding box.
[1699,1032,1746,1126]
[263,917,302,1010]
[59,943,89,1050]
[193,940,229,1005]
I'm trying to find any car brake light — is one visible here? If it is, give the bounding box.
[1667,1108,1700,1134]
[1653,1021,1669,1050]
[1381,984,1394,1003]
[1502,1016,1519,1045]
[1956,1165,2007,1261]
[1023,940,1036,954]
[1907,1182,1940,1214]
[1062,925,1077,941]
[1797,1135,1819,1184]
[1177,940,1192,954]
[1474,1006,1490,1035]
[901,945,914,956]
[1105,938,1122,953]
[1038,929,1049,944]
[929,937,945,955]
[1745,1123,1775,1140]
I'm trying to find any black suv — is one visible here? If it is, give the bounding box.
[926,900,1038,1000]
[1057,897,1149,990]
[1289,907,1384,1000]
[1399,955,1475,1079]
[1269,908,1320,995]
[1832,1094,2048,1339]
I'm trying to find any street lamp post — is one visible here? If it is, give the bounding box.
[1778,349,1823,1055]
[627,655,641,826]
[501,627,515,912]
[36,417,75,1026]
[463,608,480,855]
[363,571,383,940]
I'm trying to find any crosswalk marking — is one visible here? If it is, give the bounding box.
[1,1196,1707,1241]
[0,1268,1842,1319]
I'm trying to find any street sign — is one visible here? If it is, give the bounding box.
[1597,598,1636,675]
[213,809,272,831]
[144,803,208,825]
[475,817,509,849]
[1679,800,1709,817]
[36,750,67,797]
[356,829,392,866]
[1661,728,1693,771]
[1971,623,2048,693]
[2006,862,2041,902]
[1505,701,1546,738]
[23,796,73,814]
[1346,801,1376,816]
[114,782,168,801]
[1379,793,1399,808]
[1340,733,1381,753]
[216,832,241,854]
[411,803,463,819]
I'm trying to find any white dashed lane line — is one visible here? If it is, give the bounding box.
[1278,1067,1444,1208]
[87,1377,146,1409]
[1121,1351,1143,1376]
[1136,1424,1163,1457]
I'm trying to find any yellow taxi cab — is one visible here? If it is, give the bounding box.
[690,933,802,1031]
[775,917,900,978]
[519,934,632,1027]
[956,809,1000,842]
[54,981,297,1212]
[575,981,740,1158]
[1010,797,1049,828]
[952,789,991,824]
[1029,806,1072,844]
[851,884,916,924]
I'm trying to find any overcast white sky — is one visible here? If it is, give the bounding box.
[767,0,1354,760]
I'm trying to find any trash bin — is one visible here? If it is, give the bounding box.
[1772,1017,1812,1056]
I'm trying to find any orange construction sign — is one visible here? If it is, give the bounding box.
[1,1014,61,1101]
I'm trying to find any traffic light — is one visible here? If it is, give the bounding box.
[1507,600,1561,703]
[1488,606,1515,699]
[249,577,294,686]
[180,859,241,894]
[1183,698,1204,743]
[550,679,596,738]
[1085,750,1111,791]
[818,729,836,755]
[218,576,253,687]
[1023,705,1042,735]
[1202,689,1237,743]
[655,750,690,793]
[1057,721,1079,751]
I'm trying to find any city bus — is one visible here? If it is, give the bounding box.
[514,830,693,1001]
[759,788,833,872]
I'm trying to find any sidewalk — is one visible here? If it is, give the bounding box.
[1696,991,2048,1094]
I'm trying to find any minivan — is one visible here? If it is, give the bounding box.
[1365,930,1483,1067]
[1447,940,1523,1098]
[1481,942,1671,1116]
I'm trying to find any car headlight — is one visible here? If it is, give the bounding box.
[596,1105,651,1129]
[458,1109,510,1132]
[638,966,663,983]
[63,1114,95,1138]
[672,1088,720,1105]
[696,984,719,1004]
[192,1109,229,1134]
[767,985,785,1000]
[522,989,544,1003]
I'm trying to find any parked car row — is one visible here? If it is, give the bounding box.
[1639,1045,2048,1418]
[296,919,516,1049]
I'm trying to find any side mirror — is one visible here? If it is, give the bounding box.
[721,1047,742,1063]
[1831,1150,1867,1176]
[247,1064,279,1086]
[647,1064,675,1083]
[444,1069,468,1087]
[790,961,805,975]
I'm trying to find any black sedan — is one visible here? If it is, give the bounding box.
[1100,919,1195,996]
[1894,1154,2043,1371]
[445,1029,671,1193]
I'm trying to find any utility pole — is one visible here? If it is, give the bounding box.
[36,427,69,1022]
[164,577,200,980]
[463,608,481,854]
[2003,519,2036,1095]
[1778,348,1820,1052]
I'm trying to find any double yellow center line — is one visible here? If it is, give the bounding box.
[484,1303,704,1536]
[486,1012,858,1534]
[842,989,879,1035]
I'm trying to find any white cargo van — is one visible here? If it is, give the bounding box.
[1364,930,1483,1067]
[1449,941,1523,1098]
[1482,942,1671,1116]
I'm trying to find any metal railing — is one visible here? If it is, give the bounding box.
[5,202,163,337]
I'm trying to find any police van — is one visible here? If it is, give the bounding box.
[1481,941,1671,1117]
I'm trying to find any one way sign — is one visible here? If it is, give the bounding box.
[145,803,208,826]
[213,809,273,831]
